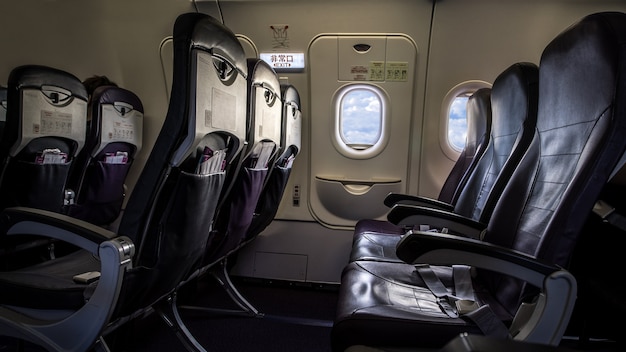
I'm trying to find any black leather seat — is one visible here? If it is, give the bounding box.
[332,11,626,351]
[66,85,143,227]
[0,65,88,266]
[353,88,492,240]
[0,12,248,351]
[0,65,87,214]
[245,83,302,242]
[183,58,282,318]
[437,87,492,205]
[204,58,282,265]
[350,62,538,263]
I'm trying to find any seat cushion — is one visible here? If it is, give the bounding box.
[0,251,100,310]
[331,260,511,351]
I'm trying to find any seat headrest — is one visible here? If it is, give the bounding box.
[490,62,538,141]
[465,87,491,154]
[3,65,87,158]
[89,85,144,157]
[175,12,248,78]
[247,59,282,147]
[281,84,302,156]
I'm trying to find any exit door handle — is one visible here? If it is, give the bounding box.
[315,175,401,195]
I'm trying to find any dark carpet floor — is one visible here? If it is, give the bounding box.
[0,274,622,352]
[105,276,339,352]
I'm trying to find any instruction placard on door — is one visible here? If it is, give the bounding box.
[386,62,409,81]
[368,61,385,81]
[351,61,409,81]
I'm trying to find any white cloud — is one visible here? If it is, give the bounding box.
[341,90,382,145]
[448,97,468,149]
[450,96,468,120]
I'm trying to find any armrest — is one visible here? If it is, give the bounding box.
[396,231,555,281]
[0,206,135,351]
[384,193,454,211]
[1,206,119,255]
[387,204,486,238]
[396,231,577,346]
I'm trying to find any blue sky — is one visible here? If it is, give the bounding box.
[341,89,381,145]
[448,96,468,150]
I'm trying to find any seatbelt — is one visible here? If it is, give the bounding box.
[415,264,510,339]
[453,265,474,301]
[415,264,460,317]
[415,264,478,318]
[464,305,511,338]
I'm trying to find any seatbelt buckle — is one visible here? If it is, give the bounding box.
[593,199,615,220]
[455,299,479,314]
[437,297,460,318]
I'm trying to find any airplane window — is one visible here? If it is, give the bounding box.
[448,94,470,151]
[333,84,389,159]
[441,81,491,159]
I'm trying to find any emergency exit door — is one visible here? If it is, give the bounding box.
[308,34,417,228]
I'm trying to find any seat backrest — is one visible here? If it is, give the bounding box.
[0,65,87,213]
[66,85,143,226]
[280,84,303,165]
[245,83,302,240]
[453,62,539,223]
[112,12,248,314]
[439,88,492,205]
[479,11,626,316]
[0,87,7,141]
[205,58,282,264]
